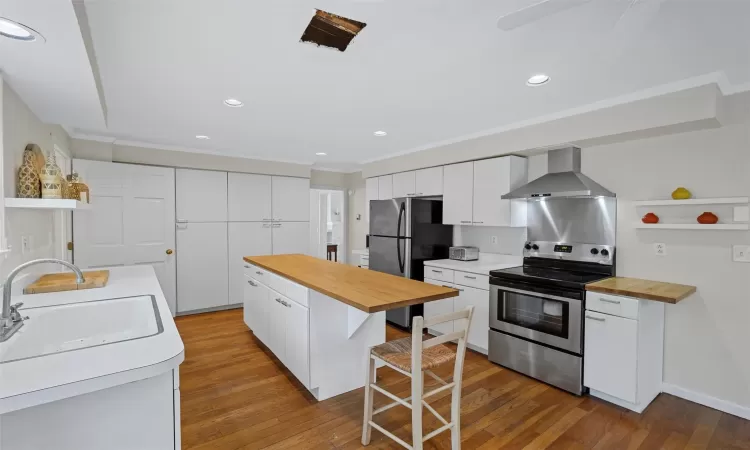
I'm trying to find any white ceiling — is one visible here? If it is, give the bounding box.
[5,0,750,170]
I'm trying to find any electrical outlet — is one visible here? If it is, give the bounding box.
[733,245,750,263]
[491,236,498,245]
[21,236,30,255]
[654,243,667,256]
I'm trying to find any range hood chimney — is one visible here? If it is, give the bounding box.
[502,147,615,199]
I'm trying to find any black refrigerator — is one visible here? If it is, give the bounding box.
[369,198,453,329]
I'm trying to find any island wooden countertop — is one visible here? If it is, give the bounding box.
[586,277,696,304]
[244,254,458,313]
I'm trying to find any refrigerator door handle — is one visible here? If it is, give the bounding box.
[396,201,405,274]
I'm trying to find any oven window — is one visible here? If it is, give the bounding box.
[500,291,569,339]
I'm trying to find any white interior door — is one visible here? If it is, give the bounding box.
[54,146,72,263]
[73,160,177,314]
[229,222,272,306]
[272,177,310,222]
[175,169,227,222]
[176,222,228,313]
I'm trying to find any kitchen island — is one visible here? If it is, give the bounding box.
[242,254,457,400]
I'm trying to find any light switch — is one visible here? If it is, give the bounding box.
[733,245,750,263]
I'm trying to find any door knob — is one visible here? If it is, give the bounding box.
[166,249,173,255]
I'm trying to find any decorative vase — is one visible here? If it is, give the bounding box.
[17,148,41,198]
[642,212,659,224]
[697,212,718,224]
[671,187,691,200]
[40,151,63,199]
[65,173,81,200]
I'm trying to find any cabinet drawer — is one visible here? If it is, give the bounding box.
[424,267,454,283]
[267,274,308,308]
[245,264,269,281]
[587,292,639,320]
[453,272,489,290]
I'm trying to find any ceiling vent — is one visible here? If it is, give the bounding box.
[300,10,366,52]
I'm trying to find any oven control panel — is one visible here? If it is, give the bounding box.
[524,241,614,264]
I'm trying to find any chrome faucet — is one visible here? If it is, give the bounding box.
[1,259,85,342]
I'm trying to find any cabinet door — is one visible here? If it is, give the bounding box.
[472,158,511,226]
[267,292,287,364]
[285,298,310,388]
[229,223,273,306]
[272,177,310,222]
[243,275,268,337]
[365,178,379,223]
[415,166,443,196]
[443,162,473,225]
[423,279,455,336]
[392,172,416,198]
[584,311,638,403]
[454,285,489,353]
[176,222,228,312]
[377,175,393,200]
[228,173,272,222]
[176,169,227,222]
[272,222,310,255]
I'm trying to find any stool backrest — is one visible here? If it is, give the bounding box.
[410,306,475,375]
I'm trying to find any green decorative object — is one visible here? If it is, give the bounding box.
[671,187,691,200]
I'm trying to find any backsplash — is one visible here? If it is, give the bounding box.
[452,226,526,255]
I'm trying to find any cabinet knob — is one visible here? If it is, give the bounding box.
[166,249,173,255]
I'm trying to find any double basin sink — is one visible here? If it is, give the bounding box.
[0,295,163,364]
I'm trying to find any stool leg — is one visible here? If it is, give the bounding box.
[411,370,423,450]
[362,355,375,445]
[450,377,461,449]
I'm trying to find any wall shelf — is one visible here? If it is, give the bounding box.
[634,223,748,231]
[5,198,91,210]
[633,197,748,207]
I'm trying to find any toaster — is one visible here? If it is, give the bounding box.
[449,246,479,261]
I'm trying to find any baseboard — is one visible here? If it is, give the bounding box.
[662,383,750,420]
[590,389,648,413]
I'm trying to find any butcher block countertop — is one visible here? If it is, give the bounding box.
[586,277,697,304]
[244,254,458,313]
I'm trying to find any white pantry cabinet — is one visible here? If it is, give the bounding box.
[392,171,416,198]
[229,222,273,305]
[377,175,393,200]
[272,222,310,255]
[424,267,490,354]
[584,292,664,413]
[365,177,379,223]
[176,222,229,312]
[443,162,474,225]
[176,169,227,222]
[228,173,272,222]
[472,156,528,227]
[415,166,443,196]
[272,176,310,222]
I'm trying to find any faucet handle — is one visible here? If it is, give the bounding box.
[11,302,23,309]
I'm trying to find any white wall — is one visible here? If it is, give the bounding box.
[530,124,750,414]
[2,82,72,281]
[346,172,367,265]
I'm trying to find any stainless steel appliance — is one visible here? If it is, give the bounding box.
[369,198,453,329]
[488,193,616,395]
[449,246,479,261]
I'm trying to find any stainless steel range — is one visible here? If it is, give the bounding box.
[488,147,617,395]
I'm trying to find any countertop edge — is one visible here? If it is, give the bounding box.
[245,256,459,313]
[586,281,697,304]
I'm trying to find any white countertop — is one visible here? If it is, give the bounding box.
[424,254,522,276]
[0,265,184,414]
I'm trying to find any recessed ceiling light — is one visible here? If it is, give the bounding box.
[0,17,42,42]
[223,98,244,107]
[196,135,210,140]
[373,131,387,137]
[526,74,550,86]
[315,152,327,156]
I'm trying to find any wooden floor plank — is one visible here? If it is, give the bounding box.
[176,309,749,450]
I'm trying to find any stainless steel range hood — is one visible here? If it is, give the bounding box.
[502,147,615,199]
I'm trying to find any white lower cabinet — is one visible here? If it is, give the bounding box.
[284,298,310,387]
[584,292,664,413]
[424,270,490,354]
[176,222,228,312]
[243,275,270,345]
[272,222,310,255]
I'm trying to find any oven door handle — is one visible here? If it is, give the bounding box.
[494,286,580,304]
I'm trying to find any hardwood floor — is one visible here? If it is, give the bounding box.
[176,309,750,449]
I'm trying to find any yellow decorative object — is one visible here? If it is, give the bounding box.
[671,187,691,200]
[40,152,63,199]
[17,148,41,198]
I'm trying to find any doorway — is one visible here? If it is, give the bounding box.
[309,189,346,264]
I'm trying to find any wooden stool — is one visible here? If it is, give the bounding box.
[326,244,338,262]
[362,306,474,450]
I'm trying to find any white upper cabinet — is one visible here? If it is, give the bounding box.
[272,177,310,222]
[377,175,393,200]
[365,177,379,223]
[415,166,443,196]
[392,171,416,198]
[176,169,227,222]
[228,173,272,222]
[443,162,474,225]
[472,156,527,227]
